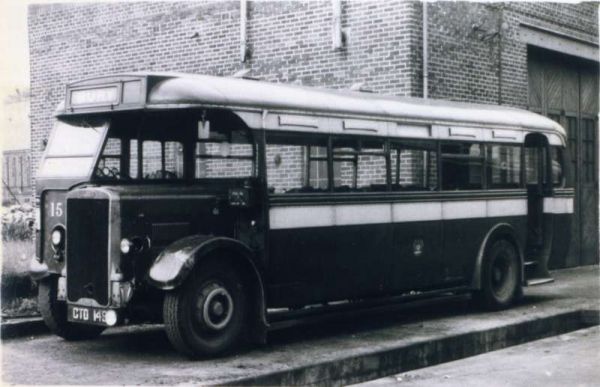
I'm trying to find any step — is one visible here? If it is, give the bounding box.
[526,277,555,286]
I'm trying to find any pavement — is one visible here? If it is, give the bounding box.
[354,325,600,387]
[1,265,598,385]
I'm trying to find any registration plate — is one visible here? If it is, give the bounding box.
[68,305,111,326]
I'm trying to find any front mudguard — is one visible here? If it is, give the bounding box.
[147,234,268,343]
[147,235,257,290]
[29,256,50,281]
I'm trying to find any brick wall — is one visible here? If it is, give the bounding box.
[422,2,598,107]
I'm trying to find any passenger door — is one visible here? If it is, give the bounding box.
[524,134,549,260]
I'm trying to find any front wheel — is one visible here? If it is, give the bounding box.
[473,240,521,310]
[163,260,247,357]
[38,277,105,340]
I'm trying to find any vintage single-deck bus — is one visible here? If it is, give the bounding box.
[30,73,573,357]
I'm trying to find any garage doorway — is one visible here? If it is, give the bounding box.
[528,46,599,268]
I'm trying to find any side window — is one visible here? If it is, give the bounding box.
[165,141,184,178]
[195,133,254,179]
[129,139,138,179]
[441,142,483,190]
[525,147,539,185]
[142,140,162,178]
[525,146,548,186]
[265,135,328,194]
[486,145,522,188]
[142,140,184,179]
[333,138,387,192]
[308,145,328,190]
[390,141,437,191]
[550,147,564,187]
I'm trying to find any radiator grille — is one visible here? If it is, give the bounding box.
[66,198,110,306]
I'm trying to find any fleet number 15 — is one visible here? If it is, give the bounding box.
[49,202,63,217]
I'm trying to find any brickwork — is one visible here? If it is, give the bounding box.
[422,2,598,107]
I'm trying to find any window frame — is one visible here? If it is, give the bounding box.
[439,141,486,191]
[485,143,525,190]
[331,136,388,192]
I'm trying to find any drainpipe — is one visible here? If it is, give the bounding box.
[497,6,504,105]
[332,0,343,50]
[240,0,247,62]
[422,0,428,99]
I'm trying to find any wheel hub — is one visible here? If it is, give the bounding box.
[200,285,234,331]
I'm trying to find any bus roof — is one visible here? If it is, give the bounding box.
[57,72,566,142]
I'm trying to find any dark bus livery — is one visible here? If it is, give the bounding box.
[30,73,572,357]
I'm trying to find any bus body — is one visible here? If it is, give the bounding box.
[30,73,572,356]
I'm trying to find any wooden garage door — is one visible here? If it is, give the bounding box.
[528,47,599,268]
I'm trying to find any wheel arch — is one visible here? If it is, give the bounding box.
[471,223,524,290]
[148,234,268,343]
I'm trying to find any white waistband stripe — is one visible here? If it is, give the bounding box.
[543,197,574,214]
[269,197,573,230]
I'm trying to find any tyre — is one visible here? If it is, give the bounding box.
[38,277,105,340]
[163,259,247,357]
[473,240,521,310]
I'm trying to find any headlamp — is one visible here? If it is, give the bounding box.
[52,230,62,245]
[120,236,150,255]
[120,238,133,254]
[51,226,65,250]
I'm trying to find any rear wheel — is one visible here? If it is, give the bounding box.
[38,277,105,340]
[163,260,247,357]
[474,240,521,310]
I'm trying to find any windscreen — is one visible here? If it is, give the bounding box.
[93,112,256,181]
[38,119,108,178]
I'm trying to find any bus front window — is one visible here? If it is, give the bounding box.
[93,115,255,181]
[38,119,108,178]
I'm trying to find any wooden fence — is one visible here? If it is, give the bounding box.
[2,149,32,205]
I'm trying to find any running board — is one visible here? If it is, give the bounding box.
[267,286,470,331]
[526,277,555,286]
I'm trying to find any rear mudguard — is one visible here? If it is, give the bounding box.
[472,223,525,289]
[147,234,268,343]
